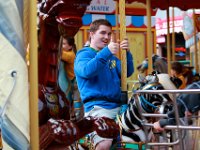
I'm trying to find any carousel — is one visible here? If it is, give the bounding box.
[1,0,200,150]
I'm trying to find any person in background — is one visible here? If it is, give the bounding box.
[74,19,134,150]
[61,36,77,107]
[61,37,76,82]
[171,62,186,89]
[153,81,200,131]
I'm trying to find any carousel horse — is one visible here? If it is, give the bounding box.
[137,54,168,73]
[0,0,30,149]
[113,72,200,150]
[37,0,119,149]
[111,72,179,149]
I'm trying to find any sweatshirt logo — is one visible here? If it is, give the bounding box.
[109,60,116,69]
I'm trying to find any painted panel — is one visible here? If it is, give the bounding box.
[127,32,145,81]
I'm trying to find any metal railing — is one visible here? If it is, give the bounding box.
[133,88,200,150]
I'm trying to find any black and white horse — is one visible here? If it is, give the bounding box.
[115,72,176,148]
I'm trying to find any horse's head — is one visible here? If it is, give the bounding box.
[38,0,92,86]
[137,58,148,73]
[137,54,167,73]
[137,55,158,73]
[38,0,91,37]
[136,72,173,114]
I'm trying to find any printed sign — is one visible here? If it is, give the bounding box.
[86,0,116,14]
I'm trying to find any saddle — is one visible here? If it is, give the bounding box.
[38,85,70,126]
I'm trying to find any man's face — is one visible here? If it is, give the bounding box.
[90,25,112,50]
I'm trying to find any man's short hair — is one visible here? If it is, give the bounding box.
[90,19,112,32]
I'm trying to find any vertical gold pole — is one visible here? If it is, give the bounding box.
[198,13,200,75]
[115,1,119,40]
[193,9,199,73]
[146,0,153,74]
[153,31,157,54]
[193,10,200,150]
[199,40,200,73]
[190,53,193,66]
[119,0,127,91]
[167,8,171,74]
[83,28,88,44]
[29,0,39,149]
[172,7,176,61]
[115,0,120,59]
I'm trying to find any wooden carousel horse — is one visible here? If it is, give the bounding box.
[37,0,119,149]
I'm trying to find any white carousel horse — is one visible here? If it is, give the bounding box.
[0,0,30,149]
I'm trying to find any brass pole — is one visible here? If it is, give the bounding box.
[29,0,39,149]
[115,0,120,59]
[119,0,127,91]
[193,9,200,150]
[193,9,199,73]
[172,7,176,61]
[146,0,153,74]
[167,8,171,74]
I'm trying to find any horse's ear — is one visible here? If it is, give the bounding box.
[170,76,182,89]
[152,70,160,75]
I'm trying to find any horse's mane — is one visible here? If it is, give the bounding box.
[153,56,168,73]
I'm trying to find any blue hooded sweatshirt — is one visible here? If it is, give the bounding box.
[74,46,134,112]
